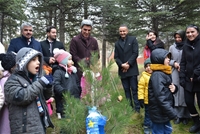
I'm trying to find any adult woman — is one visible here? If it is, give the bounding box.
[144,30,165,60]
[169,30,190,125]
[180,24,200,133]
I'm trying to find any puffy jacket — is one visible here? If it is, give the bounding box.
[148,49,177,123]
[138,71,151,104]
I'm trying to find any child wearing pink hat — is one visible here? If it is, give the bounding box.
[53,48,81,119]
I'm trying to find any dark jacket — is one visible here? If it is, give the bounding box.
[40,39,65,65]
[180,34,200,92]
[114,36,139,79]
[148,49,177,123]
[69,33,99,78]
[146,38,165,52]
[7,36,42,53]
[53,66,81,98]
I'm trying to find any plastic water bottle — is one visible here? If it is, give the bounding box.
[86,106,106,134]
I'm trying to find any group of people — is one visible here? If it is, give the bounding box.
[114,24,200,134]
[0,19,99,133]
[1,18,200,134]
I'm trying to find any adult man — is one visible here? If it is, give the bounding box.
[7,22,42,53]
[40,26,65,67]
[70,19,99,79]
[114,25,140,112]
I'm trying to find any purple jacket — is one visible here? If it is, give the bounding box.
[70,33,99,78]
[0,71,11,134]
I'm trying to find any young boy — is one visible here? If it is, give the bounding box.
[148,48,177,134]
[4,47,54,133]
[53,48,81,119]
[138,58,152,134]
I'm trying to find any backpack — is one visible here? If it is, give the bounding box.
[143,46,151,60]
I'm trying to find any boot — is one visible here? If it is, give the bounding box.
[189,115,200,133]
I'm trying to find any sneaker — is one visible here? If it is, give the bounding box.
[57,113,61,119]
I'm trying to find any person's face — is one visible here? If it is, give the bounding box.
[67,56,73,67]
[27,56,40,75]
[145,64,152,74]
[81,25,92,38]
[175,34,182,43]
[164,56,170,66]
[47,28,57,40]
[119,26,128,39]
[148,32,156,42]
[186,27,199,41]
[21,26,33,39]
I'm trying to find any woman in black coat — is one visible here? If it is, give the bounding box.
[180,24,200,133]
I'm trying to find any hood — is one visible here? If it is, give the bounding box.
[16,47,43,77]
[150,49,170,64]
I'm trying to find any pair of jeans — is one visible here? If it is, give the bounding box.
[121,75,140,112]
[144,104,152,127]
[152,121,172,134]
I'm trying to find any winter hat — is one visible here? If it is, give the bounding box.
[16,47,43,76]
[144,58,151,68]
[53,48,77,78]
[0,52,16,71]
[81,19,93,28]
[53,48,71,66]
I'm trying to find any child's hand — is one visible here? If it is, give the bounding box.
[169,83,176,93]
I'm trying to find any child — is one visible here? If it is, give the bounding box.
[4,47,54,133]
[138,58,152,134]
[0,52,16,134]
[53,48,81,119]
[148,48,177,134]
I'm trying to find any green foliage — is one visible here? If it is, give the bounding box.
[54,54,134,134]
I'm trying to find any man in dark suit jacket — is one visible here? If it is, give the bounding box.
[114,25,140,112]
[7,22,42,53]
[40,26,65,72]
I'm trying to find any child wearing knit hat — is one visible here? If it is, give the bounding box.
[0,52,16,134]
[137,58,152,134]
[53,48,81,119]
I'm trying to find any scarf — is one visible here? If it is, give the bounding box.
[175,41,184,50]
[150,64,172,74]
[59,64,77,78]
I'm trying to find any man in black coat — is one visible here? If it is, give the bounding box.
[40,26,65,73]
[114,25,140,112]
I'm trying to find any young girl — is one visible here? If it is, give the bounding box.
[4,48,54,133]
[53,48,81,119]
[0,52,16,134]
[148,49,177,134]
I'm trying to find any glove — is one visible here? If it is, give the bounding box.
[139,99,144,108]
[41,75,53,85]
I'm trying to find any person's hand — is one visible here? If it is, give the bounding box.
[146,34,151,40]
[169,83,176,93]
[41,75,53,85]
[139,99,144,108]
[49,57,55,64]
[174,62,180,71]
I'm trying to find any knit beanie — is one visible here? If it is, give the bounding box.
[144,58,151,68]
[53,48,77,78]
[0,52,16,71]
[16,47,43,77]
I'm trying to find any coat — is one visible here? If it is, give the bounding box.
[169,43,187,107]
[0,71,10,134]
[4,71,54,134]
[40,39,65,65]
[180,35,200,92]
[148,49,177,123]
[7,36,42,53]
[138,71,151,104]
[69,33,99,78]
[53,66,81,98]
[114,36,139,79]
